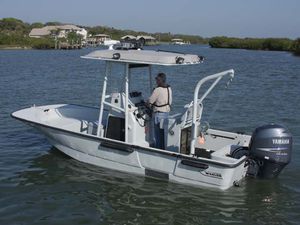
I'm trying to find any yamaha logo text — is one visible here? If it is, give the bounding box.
[272,139,290,145]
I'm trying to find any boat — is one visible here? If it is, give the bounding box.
[12,49,292,190]
[113,40,143,50]
[171,38,190,45]
[103,39,120,46]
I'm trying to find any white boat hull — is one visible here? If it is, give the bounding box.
[12,104,249,190]
[103,40,120,46]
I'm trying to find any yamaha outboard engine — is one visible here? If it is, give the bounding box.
[247,124,292,178]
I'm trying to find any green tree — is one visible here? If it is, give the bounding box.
[67,31,81,44]
[30,22,44,29]
[30,37,55,49]
[209,36,293,51]
[292,38,300,56]
[45,21,61,26]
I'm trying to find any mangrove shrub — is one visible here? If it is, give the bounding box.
[209,36,293,51]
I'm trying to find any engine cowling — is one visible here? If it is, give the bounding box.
[248,124,292,178]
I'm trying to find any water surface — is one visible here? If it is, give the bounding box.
[0,45,299,225]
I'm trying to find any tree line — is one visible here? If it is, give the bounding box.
[82,26,208,44]
[1,17,299,55]
[0,18,55,49]
[209,36,300,56]
[0,17,207,49]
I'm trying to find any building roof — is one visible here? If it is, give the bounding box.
[29,27,51,37]
[94,34,110,37]
[82,49,203,66]
[121,35,156,41]
[137,35,156,40]
[58,24,82,30]
[29,25,83,37]
[121,35,136,40]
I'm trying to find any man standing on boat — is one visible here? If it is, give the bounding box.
[147,73,172,149]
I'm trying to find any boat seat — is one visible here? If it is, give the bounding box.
[180,102,201,127]
[162,101,201,129]
[87,121,98,135]
[210,145,238,163]
[154,101,202,153]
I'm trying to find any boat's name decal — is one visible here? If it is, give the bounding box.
[201,171,223,179]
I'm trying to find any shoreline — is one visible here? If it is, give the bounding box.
[0,46,32,50]
[209,37,300,56]
[0,42,196,50]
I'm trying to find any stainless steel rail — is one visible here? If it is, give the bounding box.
[190,69,234,155]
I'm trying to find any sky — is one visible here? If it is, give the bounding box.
[1,0,299,38]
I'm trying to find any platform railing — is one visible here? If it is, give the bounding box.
[190,69,235,155]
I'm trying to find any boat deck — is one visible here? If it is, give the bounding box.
[12,104,251,162]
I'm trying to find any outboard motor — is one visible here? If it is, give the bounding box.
[247,124,292,178]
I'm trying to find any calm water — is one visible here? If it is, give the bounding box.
[0,45,300,225]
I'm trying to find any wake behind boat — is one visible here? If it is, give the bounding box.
[12,49,292,190]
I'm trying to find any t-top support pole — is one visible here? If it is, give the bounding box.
[124,63,129,142]
[97,62,111,136]
[148,65,153,94]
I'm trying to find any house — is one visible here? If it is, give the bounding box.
[29,27,53,38]
[121,35,137,42]
[121,35,156,45]
[57,25,87,40]
[94,34,111,42]
[87,34,111,46]
[29,25,87,40]
[137,35,156,45]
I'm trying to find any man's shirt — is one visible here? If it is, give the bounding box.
[148,86,172,112]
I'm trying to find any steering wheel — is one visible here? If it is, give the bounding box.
[133,102,152,127]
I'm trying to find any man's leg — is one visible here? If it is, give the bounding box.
[154,122,161,149]
[159,127,165,149]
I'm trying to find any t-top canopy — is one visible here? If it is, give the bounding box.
[81,49,204,66]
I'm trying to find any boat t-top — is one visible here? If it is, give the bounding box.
[12,49,292,190]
